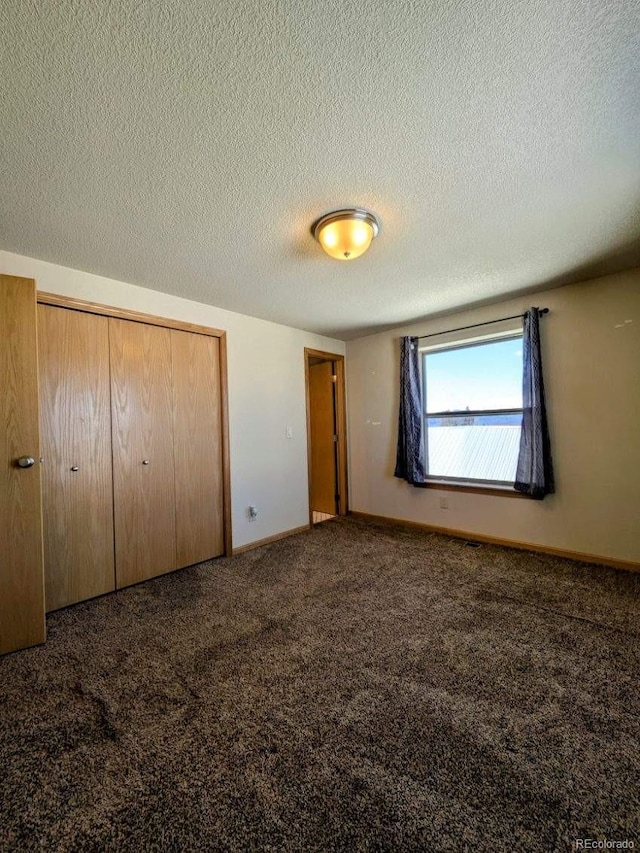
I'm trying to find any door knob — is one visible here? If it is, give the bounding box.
[71,466,79,472]
[142,459,150,465]
[17,456,35,469]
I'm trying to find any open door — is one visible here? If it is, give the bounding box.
[0,274,45,655]
[305,349,348,526]
[309,360,337,516]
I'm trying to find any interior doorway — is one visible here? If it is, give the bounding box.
[304,348,348,527]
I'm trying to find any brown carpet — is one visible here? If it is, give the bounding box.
[1,516,639,852]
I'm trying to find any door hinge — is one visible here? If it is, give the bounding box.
[331,375,337,382]
[332,434,338,442]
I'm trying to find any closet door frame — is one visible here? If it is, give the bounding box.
[36,292,232,556]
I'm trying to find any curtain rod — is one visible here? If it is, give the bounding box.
[417,308,549,340]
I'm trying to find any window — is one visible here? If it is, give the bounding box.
[421,331,523,485]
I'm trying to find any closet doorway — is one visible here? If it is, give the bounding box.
[304,349,348,526]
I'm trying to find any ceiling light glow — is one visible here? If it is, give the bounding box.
[312,208,380,260]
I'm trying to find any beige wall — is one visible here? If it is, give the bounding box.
[0,251,345,550]
[346,268,640,564]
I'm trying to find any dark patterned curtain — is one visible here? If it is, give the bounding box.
[394,336,426,485]
[514,308,554,499]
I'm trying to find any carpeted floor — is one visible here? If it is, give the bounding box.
[1,517,638,852]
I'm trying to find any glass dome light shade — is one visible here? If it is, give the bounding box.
[313,209,380,260]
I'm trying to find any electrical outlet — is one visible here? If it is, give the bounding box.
[439,496,449,510]
[248,505,258,520]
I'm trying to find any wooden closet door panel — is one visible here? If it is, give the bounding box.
[38,306,115,611]
[0,275,45,654]
[171,330,224,567]
[110,319,176,587]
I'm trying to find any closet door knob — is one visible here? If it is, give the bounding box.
[142,459,150,465]
[17,456,35,468]
[70,466,79,472]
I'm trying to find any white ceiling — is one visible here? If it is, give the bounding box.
[1,0,639,339]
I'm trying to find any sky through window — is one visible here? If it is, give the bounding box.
[425,337,523,413]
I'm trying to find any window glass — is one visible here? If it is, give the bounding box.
[423,334,523,484]
[425,337,523,412]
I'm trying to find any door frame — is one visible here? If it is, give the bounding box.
[304,348,348,527]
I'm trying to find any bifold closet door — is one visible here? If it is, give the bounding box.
[38,306,115,611]
[110,319,176,587]
[171,330,224,568]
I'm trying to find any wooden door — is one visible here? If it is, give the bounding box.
[309,361,338,515]
[171,330,224,568]
[0,275,45,654]
[38,306,115,611]
[110,319,176,588]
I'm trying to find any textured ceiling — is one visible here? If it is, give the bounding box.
[1,0,639,339]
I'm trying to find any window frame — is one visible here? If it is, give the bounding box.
[421,329,524,490]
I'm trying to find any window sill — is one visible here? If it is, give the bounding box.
[419,479,529,499]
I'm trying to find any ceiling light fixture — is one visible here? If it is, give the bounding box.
[312,208,380,260]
